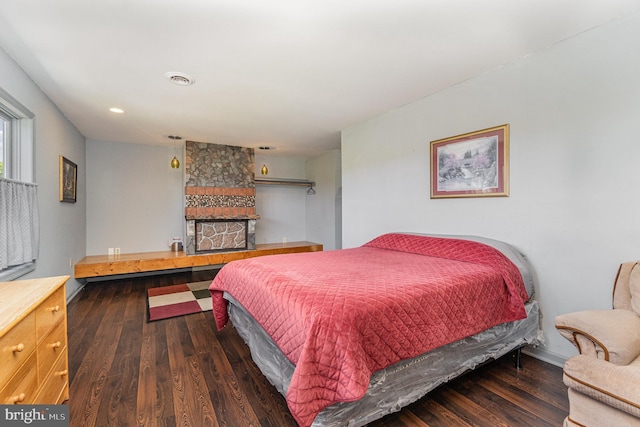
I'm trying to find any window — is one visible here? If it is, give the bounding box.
[0,87,36,281]
[0,88,34,182]
[0,111,8,178]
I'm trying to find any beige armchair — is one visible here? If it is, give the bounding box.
[555,261,640,427]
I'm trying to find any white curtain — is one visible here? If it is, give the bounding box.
[0,178,39,270]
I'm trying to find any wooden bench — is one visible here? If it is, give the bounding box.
[74,241,323,281]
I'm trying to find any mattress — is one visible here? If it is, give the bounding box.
[227,293,541,426]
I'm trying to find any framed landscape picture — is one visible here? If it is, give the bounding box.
[59,155,77,203]
[430,124,509,199]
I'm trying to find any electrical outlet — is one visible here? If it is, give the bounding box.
[108,248,114,255]
[69,257,73,267]
[282,237,287,244]
[114,247,121,255]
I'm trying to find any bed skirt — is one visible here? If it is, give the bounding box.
[226,293,542,427]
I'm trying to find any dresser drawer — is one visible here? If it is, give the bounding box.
[0,311,36,388]
[0,351,38,404]
[34,348,68,404]
[36,286,66,342]
[37,319,67,382]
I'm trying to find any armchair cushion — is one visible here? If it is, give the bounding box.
[555,309,640,365]
[563,354,640,418]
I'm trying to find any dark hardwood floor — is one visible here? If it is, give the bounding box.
[67,270,569,427]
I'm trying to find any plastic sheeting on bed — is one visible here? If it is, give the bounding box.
[226,293,542,427]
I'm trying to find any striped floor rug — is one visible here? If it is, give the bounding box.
[147,280,212,321]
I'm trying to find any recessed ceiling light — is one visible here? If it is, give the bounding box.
[109,107,124,113]
[165,72,195,86]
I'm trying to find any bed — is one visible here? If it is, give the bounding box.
[209,233,542,426]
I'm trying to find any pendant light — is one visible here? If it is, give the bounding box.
[258,145,274,176]
[169,135,182,168]
[171,156,180,169]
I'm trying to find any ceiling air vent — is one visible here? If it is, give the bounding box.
[165,72,195,86]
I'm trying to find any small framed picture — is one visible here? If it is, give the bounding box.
[430,124,509,199]
[59,155,77,203]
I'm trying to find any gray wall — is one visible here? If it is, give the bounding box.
[341,12,640,364]
[306,150,342,250]
[86,139,183,254]
[253,153,307,244]
[84,147,339,253]
[0,48,86,299]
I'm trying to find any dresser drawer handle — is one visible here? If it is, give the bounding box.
[10,343,25,353]
[12,393,26,404]
[48,341,62,349]
[49,305,61,313]
[55,370,68,377]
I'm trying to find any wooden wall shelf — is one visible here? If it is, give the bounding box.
[74,241,323,280]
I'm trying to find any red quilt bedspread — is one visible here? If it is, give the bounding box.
[209,233,529,427]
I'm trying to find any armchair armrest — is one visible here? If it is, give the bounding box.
[555,309,640,365]
[563,355,640,417]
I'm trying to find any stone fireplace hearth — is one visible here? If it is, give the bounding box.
[184,141,259,254]
[195,219,248,252]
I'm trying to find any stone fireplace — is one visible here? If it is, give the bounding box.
[184,141,259,254]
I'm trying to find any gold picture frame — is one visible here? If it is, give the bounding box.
[430,124,509,199]
[59,155,77,203]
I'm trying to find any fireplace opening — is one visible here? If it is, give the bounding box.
[195,219,248,253]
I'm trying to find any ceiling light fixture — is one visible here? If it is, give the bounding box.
[169,135,182,169]
[165,72,195,86]
[109,107,124,113]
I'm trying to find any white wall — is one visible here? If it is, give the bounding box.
[254,151,342,248]
[85,146,323,253]
[254,153,307,244]
[0,48,86,299]
[86,139,183,254]
[341,13,640,363]
[306,150,342,250]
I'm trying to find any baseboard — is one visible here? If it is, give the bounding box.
[66,281,86,303]
[523,345,569,368]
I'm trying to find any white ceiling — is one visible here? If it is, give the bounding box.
[0,1,638,156]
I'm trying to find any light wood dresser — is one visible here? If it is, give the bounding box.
[0,275,70,404]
